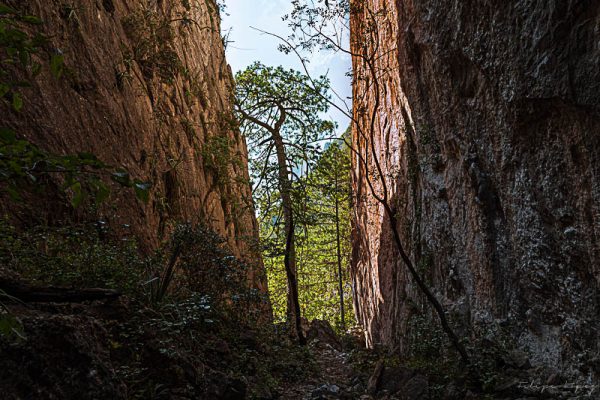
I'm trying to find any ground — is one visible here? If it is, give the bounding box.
[1,272,598,399]
[280,340,353,399]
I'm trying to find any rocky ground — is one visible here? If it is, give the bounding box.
[281,321,599,400]
[1,271,598,399]
[281,321,440,400]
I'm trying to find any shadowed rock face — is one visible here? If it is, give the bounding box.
[0,0,265,291]
[350,0,599,379]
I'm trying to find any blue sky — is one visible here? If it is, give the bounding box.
[221,0,352,132]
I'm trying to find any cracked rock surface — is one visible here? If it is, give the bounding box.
[351,0,599,383]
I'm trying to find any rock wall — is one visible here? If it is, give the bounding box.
[350,0,599,379]
[1,0,265,289]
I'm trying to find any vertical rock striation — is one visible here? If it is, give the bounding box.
[351,0,599,379]
[1,0,265,290]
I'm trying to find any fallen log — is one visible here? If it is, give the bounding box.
[0,277,121,303]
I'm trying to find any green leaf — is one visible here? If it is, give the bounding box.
[0,5,17,15]
[111,170,130,186]
[0,128,16,143]
[70,181,84,208]
[12,92,22,111]
[18,49,30,67]
[50,54,64,78]
[0,314,24,340]
[31,62,42,77]
[134,181,151,203]
[94,181,110,204]
[0,84,9,98]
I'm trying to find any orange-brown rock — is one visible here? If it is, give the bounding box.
[0,0,265,291]
[350,0,599,379]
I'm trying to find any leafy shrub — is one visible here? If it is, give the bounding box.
[149,223,267,324]
[0,218,149,295]
[0,218,266,318]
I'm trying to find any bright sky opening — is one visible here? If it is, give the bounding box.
[221,0,352,133]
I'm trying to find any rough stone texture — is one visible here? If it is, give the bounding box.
[350,0,599,381]
[0,0,265,290]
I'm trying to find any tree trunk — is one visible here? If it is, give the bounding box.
[334,156,345,331]
[272,128,306,345]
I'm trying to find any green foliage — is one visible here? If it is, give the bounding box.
[235,64,335,192]
[0,218,148,294]
[260,138,354,331]
[49,54,64,78]
[236,61,354,331]
[235,62,334,152]
[201,134,240,189]
[0,216,266,317]
[298,138,354,329]
[0,3,47,112]
[122,7,183,84]
[234,59,335,202]
[0,215,307,397]
[0,128,150,205]
[116,293,316,399]
[126,222,267,324]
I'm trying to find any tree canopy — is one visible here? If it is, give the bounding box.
[235,62,338,341]
[235,62,335,199]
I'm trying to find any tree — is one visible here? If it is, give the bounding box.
[234,62,335,343]
[299,133,352,331]
[269,0,473,367]
[257,133,354,332]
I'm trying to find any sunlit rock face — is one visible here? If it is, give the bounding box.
[0,0,266,292]
[350,0,599,379]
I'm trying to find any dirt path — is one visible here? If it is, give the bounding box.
[279,341,356,400]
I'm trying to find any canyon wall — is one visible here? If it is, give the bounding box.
[1,0,265,289]
[351,0,599,379]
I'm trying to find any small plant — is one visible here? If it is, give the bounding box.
[146,223,265,319]
[122,7,183,84]
[0,218,149,295]
[201,134,240,189]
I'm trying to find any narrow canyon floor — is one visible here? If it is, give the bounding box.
[1,286,599,400]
